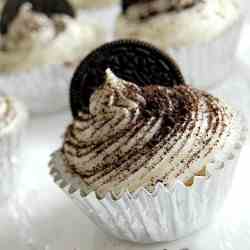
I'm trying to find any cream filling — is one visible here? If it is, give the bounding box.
[62,70,238,198]
[116,0,242,48]
[0,4,104,73]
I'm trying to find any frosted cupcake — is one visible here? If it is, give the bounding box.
[0,0,105,114]
[115,0,244,89]
[0,92,28,202]
[49,41,247,243]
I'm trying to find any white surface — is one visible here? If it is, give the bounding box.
[1,18,250,250]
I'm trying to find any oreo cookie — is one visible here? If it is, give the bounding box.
[70,39,185,117]
[0,0,75,34]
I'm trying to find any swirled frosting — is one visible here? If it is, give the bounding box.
[62,69,239,198]
[0,3,104,73]
[116,0,241,47]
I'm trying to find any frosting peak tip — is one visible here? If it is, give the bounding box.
[104,68,127,91]
[105,68,119,84]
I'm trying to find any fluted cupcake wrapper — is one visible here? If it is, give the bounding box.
[0,99,28,202]
[166,18,244,90]
[49,115,248,243]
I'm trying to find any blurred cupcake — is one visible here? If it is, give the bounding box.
[0,92,28,202]
[115,0,244,89]
[49,40,247,243]
[0,0,105,114]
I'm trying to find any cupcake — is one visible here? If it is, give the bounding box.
[0,0,105,114]
[49,40,247,243]
[115,0,244,89]
[0,92,28,202]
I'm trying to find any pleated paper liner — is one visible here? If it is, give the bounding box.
[49,114,248,243]
[167,18,244,89]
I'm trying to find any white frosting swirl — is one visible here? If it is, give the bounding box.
[116,0,242,48]
[0,3,104,73]
[62,70,239,198]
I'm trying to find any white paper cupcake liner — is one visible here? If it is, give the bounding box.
[0,97,28,202]
[49,115,248,243]
[0,64,74,115]
[166,18,244,90]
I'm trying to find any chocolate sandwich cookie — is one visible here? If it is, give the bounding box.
[0,0,75,34]
[70,39,185,117]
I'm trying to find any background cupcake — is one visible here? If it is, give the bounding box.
[49,41,248,243]
[0,92,28,203]
[0,0,105,114]
[115,0,245,89]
